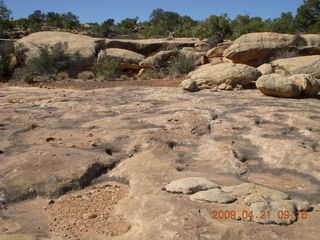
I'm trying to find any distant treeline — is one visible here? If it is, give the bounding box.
[0,0,319,40]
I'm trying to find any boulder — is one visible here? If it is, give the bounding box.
[290,74,320,96]
[98,48,144,64]
[139,50,178,68]
[179,48,207,65]
[164,177,219,194]
[256,74,302,98]
[257,63,273,75]
[180,79,199,92]
[224,32,320,67]
[206,46,227,58]
[271,55,320,78]
[189,63,261,88]
[98,48,145,70]
[16,31,104,66]
[105,38,202,56]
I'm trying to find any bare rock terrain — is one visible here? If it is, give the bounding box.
[0,86,320,239]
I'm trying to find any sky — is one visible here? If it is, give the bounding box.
[6,0,304,24]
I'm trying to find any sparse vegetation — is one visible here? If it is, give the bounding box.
[78,71,95,80]
[93,55,120,80]
[13,42,70,82]
[57,71,69,80]
[0,41,15,81]
[170,53,196,75]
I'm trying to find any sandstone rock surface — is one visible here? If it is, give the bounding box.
[256,73,320,98]
[271,55,320,78]
[105,38,202,56]
[179,79,199,92]
[189,63,261,88]
[190,188,236,203]
[16,31,103,66]
[224,32,320,67]
[98,48,145,64]
[165,177,218,194]
[256,74,302,98]
[0,86,320,240]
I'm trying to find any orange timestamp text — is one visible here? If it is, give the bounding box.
[211,210,308,220]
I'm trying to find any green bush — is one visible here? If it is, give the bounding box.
[13,42,69,82]
[12,66,34,83]
[0,41,15,81]
[170,53,196,75]
[93,55,120,80]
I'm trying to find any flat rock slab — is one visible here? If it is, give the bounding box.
[190,188,236,203]
[165,177,219,194]
[251,200,297,225]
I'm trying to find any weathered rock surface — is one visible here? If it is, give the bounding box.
[256,74,302,98]
[98,48,144,64]
[105,38,202,56]
[189,63,261,88]
[165,177,218,194]
[206,46,226,58]
[256,73,320,98]
[16,31,104,66]
[139,50,178,68]
[190,188,236,203]
[224,32,320,67]
[0,86,320,239]
[251,200,297,224]
[271,55,320,78]
[257,63,274,75]
[291,74,320,96]
[179,79,199,92]
[98,48,145,70]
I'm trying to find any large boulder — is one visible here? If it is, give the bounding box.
[224,32,320,67]
[98,48,145,70]
[139,50,178,68]
[98,48,144,63]
[271,55,320,78]
[291,74,320,96]
[179,48,207,65]
[256,74,301,98]
[16,31,104,66]
[188,63,261,88]
[105,38,202,56]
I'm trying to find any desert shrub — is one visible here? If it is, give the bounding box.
[57,71,69,80]
[170,53,196,75]
[14,42,28,64]
[93,55,120,80]
[78,71,95,80]
[30,42,69,74]
[0,41,15,81]
[12,67,34,83]
[13,42,69,82]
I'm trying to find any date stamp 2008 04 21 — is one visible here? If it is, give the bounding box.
[211,210,308,220]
